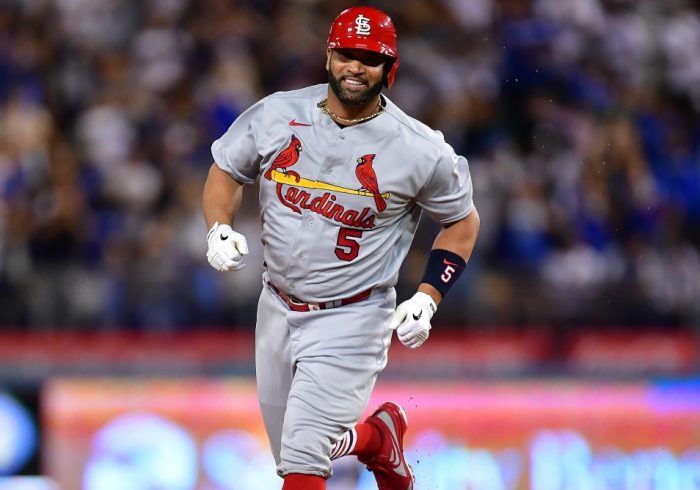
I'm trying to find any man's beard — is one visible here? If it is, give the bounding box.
[328,72,383,106]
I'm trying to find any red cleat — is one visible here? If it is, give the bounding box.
[358,402,414,490]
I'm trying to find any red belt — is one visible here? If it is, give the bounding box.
[267,280,372,312]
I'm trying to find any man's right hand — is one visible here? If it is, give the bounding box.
[206,222,249,271]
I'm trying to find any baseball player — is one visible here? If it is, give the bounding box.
[202,6,479,490]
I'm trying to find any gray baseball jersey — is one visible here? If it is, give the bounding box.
[211,83,474,478]
[212,83,474,301]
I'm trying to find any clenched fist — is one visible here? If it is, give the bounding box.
[388,292,437,349]
[206,222,249,271]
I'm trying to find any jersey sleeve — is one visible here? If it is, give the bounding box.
[416,142,475,224]
[211,100,265,184]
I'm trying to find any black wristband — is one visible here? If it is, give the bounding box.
[420,249,467,299]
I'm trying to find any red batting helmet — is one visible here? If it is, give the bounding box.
[326,6,399,88]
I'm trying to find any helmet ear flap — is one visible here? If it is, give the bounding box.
[384,57,399,88]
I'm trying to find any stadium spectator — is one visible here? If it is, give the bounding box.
[1,0,698,329]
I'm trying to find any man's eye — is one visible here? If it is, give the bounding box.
[363,58,384,67]
[346,57,383,67]
[335,51,384,66]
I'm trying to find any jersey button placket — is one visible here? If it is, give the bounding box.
[286,217,311,291]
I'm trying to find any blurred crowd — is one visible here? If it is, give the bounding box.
[1,0,699,330]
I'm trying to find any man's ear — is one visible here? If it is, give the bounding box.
[325,48,333,71]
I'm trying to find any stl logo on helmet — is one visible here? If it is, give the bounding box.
[354,14,371,36]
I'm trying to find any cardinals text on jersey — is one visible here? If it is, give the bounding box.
[265,136,390,230]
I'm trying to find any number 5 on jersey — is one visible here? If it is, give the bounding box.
[335,228,363,261]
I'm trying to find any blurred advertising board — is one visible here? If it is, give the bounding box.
[1,330,697,378]
[0,389,39,477]
[566,331,699,376]
[0,478,60,490]
[43,378,700,490]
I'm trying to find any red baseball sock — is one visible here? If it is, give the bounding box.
[351,422,382,459]
[282,473,326,489]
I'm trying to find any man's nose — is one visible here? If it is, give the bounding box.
[346,59,365,73]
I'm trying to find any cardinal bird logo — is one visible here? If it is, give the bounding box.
[264,135,303,180]
[355,153,387,212]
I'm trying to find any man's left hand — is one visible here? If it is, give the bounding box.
[388,292,437,349]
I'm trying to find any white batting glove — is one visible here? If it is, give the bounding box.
[389,292,437,349]
[206,222,249,272]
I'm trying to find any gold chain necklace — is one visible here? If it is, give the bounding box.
[317,98,384,125]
